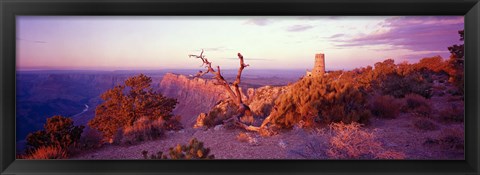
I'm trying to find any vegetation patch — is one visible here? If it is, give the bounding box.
[142,138,214,159]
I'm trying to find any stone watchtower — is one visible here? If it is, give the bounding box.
[312,53,325,77]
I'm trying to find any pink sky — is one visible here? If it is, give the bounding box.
[16,16,464,70]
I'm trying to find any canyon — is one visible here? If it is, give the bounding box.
[16,70,302,152]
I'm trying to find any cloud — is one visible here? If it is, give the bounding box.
[286,25,314,32]
[222,57,271,61]
[17,37,47,44]
[399,51,450,62]
[331,16,464,52]
[329,33,345,39]
[297,16,343,21]
[191,47,231,53]
[203,47,230,52]
[244,18,272,26]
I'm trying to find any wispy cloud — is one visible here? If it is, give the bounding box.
[244,18,272,26]
[330,16,464,52]
[399,51,450,61]
[203,47,230,52]
[286,25,314,32]
[222,57,271,61]
[296,16,342,20]
[191,47,231,53]
[328,33,345,39]
[17,37,47,44]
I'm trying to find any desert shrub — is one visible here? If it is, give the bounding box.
[25,116,84,155]
[164,115,183,131]
[379,72,432,98]
[24,146,68,159]
[249,86,286,117]
[236,132,250,143]
[367,58,434,98]
[414,56,449,74]
[402,94,432,117]
[88,74,179,142]
[373,59,397,80]
[439,127,464,150]
[270,75,371,128]
[326,122,405,159]
[352,66,375,90]
[413,118,438,131]
[447,30,465,95]
[120,117,165,145]
[78,128,103,150]
[142,138,214,159]
[396,61,415,76]
[369,95,401,119]
[438,104,464,123]
[203,100,238,128]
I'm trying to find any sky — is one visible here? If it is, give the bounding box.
[16,16,464,71]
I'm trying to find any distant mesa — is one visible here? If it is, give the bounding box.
[306,53,326,77]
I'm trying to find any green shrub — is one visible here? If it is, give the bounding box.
[142,138,214,159]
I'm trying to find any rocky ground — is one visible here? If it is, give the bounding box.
[72,110,463,160]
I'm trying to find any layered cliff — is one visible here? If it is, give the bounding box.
[159,73,288,127]
[159,73,229,126]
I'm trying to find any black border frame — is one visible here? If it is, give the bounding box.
[1,0,479,174]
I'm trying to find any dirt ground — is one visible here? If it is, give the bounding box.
[72,113,464,160]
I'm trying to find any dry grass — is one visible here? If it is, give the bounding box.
[413,118,438,131]
[326,122,405,159]
[438,104,464,123]
[375,150,406,159]
[24,146,68,159]
[438,127,464,150]
[120,117,165,145]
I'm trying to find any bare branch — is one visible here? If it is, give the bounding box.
[188,50,266,132]
[232,53,249,104]
[195,70,209,77]
[216,66,221,75]
[189,50,239,105]
[233,53,249,86]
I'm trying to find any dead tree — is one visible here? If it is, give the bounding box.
[189,50,261,132]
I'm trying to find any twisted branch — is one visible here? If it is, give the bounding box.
[189,50,262,131]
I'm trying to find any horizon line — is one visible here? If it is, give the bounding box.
[16,68,350,72]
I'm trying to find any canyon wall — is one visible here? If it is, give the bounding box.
[159,73,288,127]
[159,73,229,126]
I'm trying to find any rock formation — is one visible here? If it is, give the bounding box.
[159,73,230,126]
[159,73,288,128]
